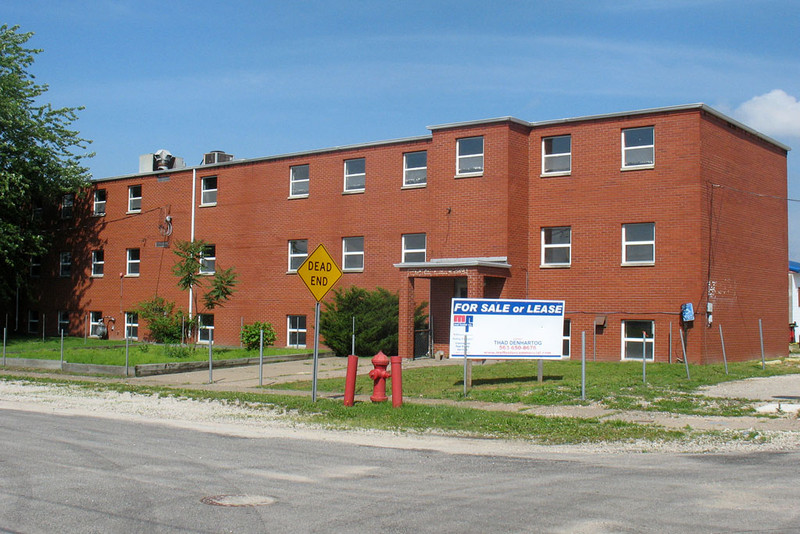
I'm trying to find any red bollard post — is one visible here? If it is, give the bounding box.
[368,351,390,402]
[390,356,403,408]
[344,354,358,407]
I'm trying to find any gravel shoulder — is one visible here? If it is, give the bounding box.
[2,372,800,456]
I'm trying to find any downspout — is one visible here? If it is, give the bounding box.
[189,167,197,318]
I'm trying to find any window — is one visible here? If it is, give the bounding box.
[91,250,104,277]
[456,136,484,176]
[61,194,74,219]
[287,315,307,348]
[403,151,427,187]
[90,311,104,337]
[93,189,106,216]
[541,227,571,266]
[28,310,39,334]
[30,256,41,278]
[201,176,217,205]
[402,233,426,263]
[125,312,139,340]
[59,252,72,278]
[622,320,654,360]
[128,185,142,212]
[290,164,309,197]
[198,314,214,343]
[542,135,571,175]
[200,244,216,275]
[622,223,655,265]
[562,319,571,358]
[288,239,308,272]
[126,248,140,276]
[58,311,69,335]
[342,236,364,271]
[622,127,654,169]
[344,158,365,192]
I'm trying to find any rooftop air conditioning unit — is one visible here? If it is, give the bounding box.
[204,151,234,165]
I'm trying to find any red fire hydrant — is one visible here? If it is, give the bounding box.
[368,351,391,402]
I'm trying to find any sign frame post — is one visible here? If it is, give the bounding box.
[296,244,343,402]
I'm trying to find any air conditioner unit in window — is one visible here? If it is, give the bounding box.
[204,151,234,165]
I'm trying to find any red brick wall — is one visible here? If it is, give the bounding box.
[19,108,788,365]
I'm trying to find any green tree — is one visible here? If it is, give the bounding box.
[0,25,92,303]
[172,239,238,312]
[320,286,427,357]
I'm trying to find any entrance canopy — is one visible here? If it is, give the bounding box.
[395,257,511,358]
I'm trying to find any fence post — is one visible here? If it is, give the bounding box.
[679,326,690,380]
[581,331,586,401]
[719,324,728,375]
[642,331,647,384]
[208,331,214,384]
[259,329,264,387]
[759,318,766,370]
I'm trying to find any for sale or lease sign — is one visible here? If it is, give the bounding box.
[449,298,565,359]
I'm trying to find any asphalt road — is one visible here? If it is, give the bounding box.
[2,408,800,533]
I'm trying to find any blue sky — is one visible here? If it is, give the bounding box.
[6,0,800,254]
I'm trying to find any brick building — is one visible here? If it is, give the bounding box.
[15,104,790,364]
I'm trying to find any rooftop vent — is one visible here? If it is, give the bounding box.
[139,150,186,173]
[204,151,234,165]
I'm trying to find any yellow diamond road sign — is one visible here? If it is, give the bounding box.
[297,244,343,302]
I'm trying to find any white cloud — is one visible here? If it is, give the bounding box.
[733,90,800,139]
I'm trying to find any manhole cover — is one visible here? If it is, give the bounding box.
[201,495,276,507]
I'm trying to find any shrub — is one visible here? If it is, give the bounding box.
[320,286,427,357]
[241,321,277,351]
[136,296,190,344]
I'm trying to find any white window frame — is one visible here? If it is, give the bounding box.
[342,236,364,272]
[201,176,217,206]
[89,311,104,337]
[91,250,104,277]
[621,320,654,361]
[344,158,366,193]
[61,194,74,219]
[403,151,427,187]
[28,310,39,334]
[126,248,140,276]
[622,127,655,169]
[541,227,571,267]
[198,314,214,344]
[93,189,106,216]
[402,233,426,263]
[287,315,307,348]
[542,135,571,175]
[622,223,655,265]
[125,312,139,340]
[288,239,308,272]
[58,311,69,335]
[30,256,41,278]
[456,136,484,176]
[59,252,72,278]
[562,319,571,358]
[199,244,216,275]
[290,164,310,198]
[128,185,142,212]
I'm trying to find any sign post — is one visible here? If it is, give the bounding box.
[297,244,343,402]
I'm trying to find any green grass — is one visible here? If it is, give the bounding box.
[272,358,800,417]
[1,335,310,366]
